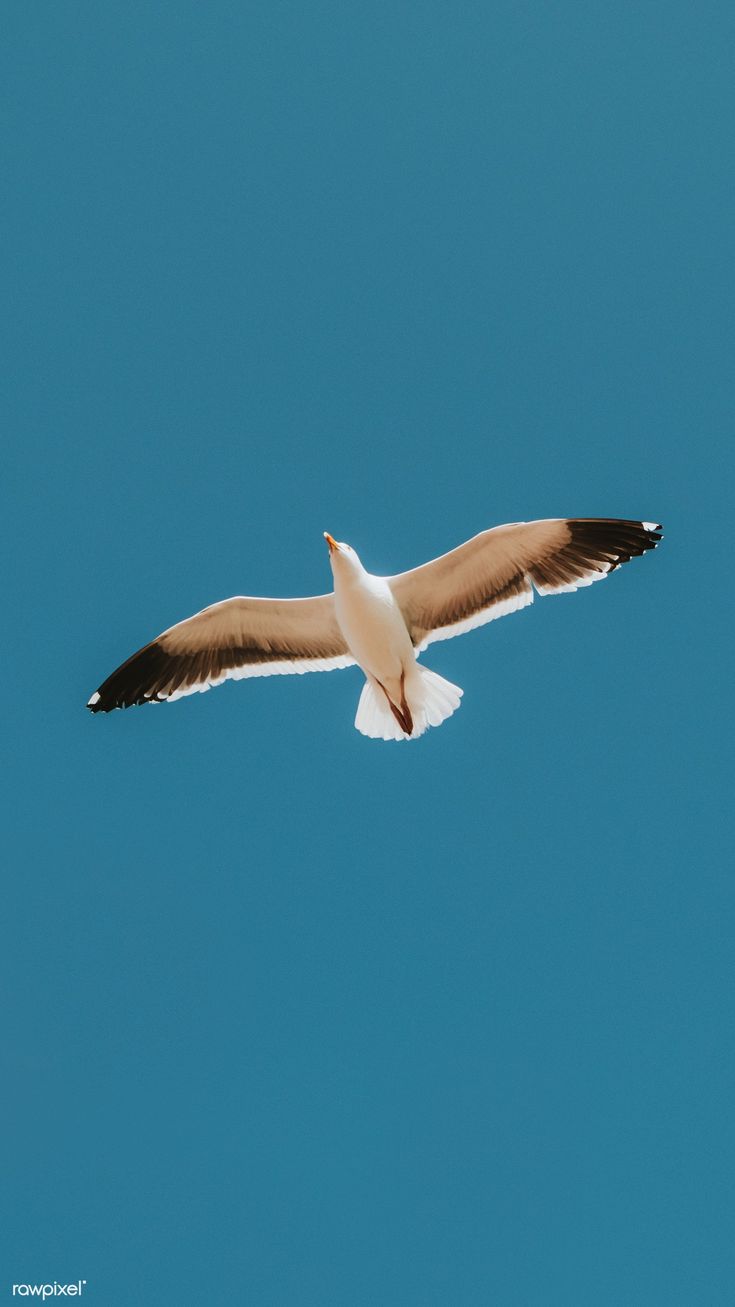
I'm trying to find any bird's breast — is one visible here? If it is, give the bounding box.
[334,577,414,678]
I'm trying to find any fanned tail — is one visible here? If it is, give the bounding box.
[354,666,463,742]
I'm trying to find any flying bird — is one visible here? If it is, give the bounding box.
[87,517,662,740]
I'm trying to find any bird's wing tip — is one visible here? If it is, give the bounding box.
[642,521,663,538]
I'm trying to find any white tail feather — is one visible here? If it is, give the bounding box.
[354,666,463,742]
[354,680,407,740]
[413,665,463,734]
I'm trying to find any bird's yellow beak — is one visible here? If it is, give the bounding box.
[324,532,338,554]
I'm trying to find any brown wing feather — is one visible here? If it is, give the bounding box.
[87,593,353,712]
[390,518,662,649]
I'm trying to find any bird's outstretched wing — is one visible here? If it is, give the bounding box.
[87,593,354,712]
[389,518,662,652]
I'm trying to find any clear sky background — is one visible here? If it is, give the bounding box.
[3,2,733,1303]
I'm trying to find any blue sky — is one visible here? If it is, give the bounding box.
[3,1,733,1303]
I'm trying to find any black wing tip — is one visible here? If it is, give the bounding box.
[568,518,663,560]
[87,694,143,713]
[87,690,113,713]
[634,520,664,550]
[640,520,664,542]
[86,640,171,713]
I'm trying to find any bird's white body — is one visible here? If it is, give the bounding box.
[332,555,413,690]
[328,540,463,739]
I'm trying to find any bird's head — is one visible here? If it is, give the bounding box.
[324,532,363,577]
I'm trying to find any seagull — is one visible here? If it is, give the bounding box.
[87,517,662,740]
